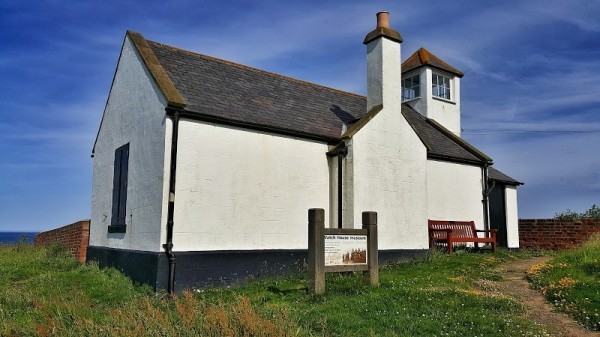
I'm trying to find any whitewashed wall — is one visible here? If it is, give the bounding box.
[350,108,429,250]
[505,185,520,248]
[427,160,484,228]
[172,120,330,251]
[328,154,339,228]
[428,70,461,136]
[90,35,168,252]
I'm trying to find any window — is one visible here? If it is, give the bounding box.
[108,143,129,233]
[432,74,451,100]
[402,74,420,101]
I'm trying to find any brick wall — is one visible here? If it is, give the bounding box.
[35,220,90,262]
[519,218,600,249]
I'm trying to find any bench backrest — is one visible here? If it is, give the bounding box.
[428,220,477,239]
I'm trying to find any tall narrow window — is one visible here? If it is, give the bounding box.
[402,74,420,101]
[108,143,129,233]
[432,74,451,100]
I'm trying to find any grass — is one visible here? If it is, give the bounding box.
[526,234,600,331]
[0,243,551,336]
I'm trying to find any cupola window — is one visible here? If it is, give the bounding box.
[432,74,451,100]
[402,74,420,101]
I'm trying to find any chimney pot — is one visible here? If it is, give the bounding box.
[376,11,390,29]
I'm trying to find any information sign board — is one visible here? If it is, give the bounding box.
[324,235,367,266]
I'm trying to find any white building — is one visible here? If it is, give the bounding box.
[89,12,522,291]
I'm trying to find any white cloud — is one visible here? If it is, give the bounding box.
[1,0,599,230]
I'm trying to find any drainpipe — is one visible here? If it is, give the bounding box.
[481,162,492,233]
[164,107,181,294]
[327,142,348,229]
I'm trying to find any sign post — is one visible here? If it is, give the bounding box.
[308,208,325,294]
[308,208,378,294]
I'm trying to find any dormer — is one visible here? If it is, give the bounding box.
[401,48,464,136]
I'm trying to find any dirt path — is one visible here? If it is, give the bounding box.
[493,256,599,337]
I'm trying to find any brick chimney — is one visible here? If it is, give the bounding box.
[363,12,403,112]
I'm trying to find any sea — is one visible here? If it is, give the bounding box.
[0,232,38,244]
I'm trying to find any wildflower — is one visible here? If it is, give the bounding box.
[555,277,578,289]
[527,263,547,276]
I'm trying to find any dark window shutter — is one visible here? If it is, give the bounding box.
[110,143,129,229]
[117,145,129,225]
[111,148,122,225]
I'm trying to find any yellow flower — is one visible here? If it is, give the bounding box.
[527,263,547,276]
[557,277,577,288]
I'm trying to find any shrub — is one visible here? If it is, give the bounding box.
[554,204,600,220]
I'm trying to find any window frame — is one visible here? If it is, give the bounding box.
[402,73,421,101]
[108,143,129,233]
[432,73,452,101]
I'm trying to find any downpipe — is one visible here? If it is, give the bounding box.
[164,107,181,294]
[482,162,494,234]
[326,142,348,229]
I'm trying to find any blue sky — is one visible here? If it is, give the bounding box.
[1,1,599,232]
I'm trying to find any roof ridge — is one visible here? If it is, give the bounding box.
[147,40,365,100]
[417,47,430,64]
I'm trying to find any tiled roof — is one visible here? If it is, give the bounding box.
[137,32,487,165]
[489,167,523,185]
[148,40,364,142]
[402,47,464,78]
[401,105,489,164]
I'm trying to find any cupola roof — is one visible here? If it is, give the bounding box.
[402,47,464,78]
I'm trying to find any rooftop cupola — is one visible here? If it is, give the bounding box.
[363,12,403,112]
[401,47,464,136]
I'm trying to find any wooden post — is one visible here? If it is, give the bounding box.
[308,208,325,294]
[362,211,379,286]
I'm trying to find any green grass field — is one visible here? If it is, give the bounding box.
[526,234,600,331]
[0,244,557,336]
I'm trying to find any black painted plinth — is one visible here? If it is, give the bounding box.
[87,246,427,292]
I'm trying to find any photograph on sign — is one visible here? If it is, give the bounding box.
[324,235,367,266]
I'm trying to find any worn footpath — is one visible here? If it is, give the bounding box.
[491,257,599,337]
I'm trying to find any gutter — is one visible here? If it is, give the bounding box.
[164,106,182,294]
[427,153,487,166]
[176,110,340,145]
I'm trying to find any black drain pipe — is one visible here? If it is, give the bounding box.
[482,162,493,233]
[164,107,181,294]
[327,142,347,229]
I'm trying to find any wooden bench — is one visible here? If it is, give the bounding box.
[428,220,497,254]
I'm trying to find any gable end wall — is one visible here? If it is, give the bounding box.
[351,106,429,249]
[90,35,169,252]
